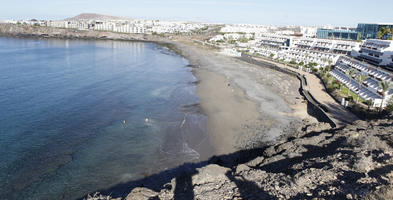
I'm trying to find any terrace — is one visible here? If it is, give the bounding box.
[329,69,381,101]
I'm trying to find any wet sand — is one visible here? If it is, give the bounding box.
[171,41,317,155]
[194,69,261,154]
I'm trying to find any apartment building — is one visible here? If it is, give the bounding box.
[291,38,360,55]
[256,34,291,49]
[352,39,393,70]
[330,56,393,107]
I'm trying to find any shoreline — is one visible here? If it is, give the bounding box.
[0,26,319,198]
[0,25,314,155]
[3,24,393,200]
[166,40,315,153]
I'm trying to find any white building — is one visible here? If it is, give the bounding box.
[45,19,208,35]
[0,20,17,24]
[252,46,338,69]
[220,24,269,34]
[330,56,393,107]
[300,27,318,38]
[46,20,147,34]
[92,21,146,34]
[47,20,68,28]
[280,48,339,67]
[66,21,89,30]
[254,33,360,55]
[352,39,393,70]
[292,38,360,55]
[209,35,224,42]
[256,34,291,49]
[251,33,356,68]
[275,30,295,35]
[150,21,205,34]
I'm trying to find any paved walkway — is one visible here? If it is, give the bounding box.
[254,57,359,127]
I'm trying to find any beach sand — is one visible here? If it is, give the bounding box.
[194,68,261,154]
[171,41,317,155]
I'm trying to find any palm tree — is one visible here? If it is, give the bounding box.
[377,28,384,39]
[346,69,356,96]
[378,80,393,110]
[355,74,368,103]
[339,82,343,92]
[378,27,391,39]
[328,59,333,68]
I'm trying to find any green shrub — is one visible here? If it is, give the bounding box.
[308,62,318,68]
[365,99,373,109]
[322,77,329,84]
[332,83,340,90]
[386,101,393,112]
[239,37,250,43]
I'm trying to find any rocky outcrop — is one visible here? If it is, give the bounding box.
[86,119,393,200]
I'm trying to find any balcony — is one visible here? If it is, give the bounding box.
[359,54,382,65]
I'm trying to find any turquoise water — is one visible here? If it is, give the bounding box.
[0,37,209,199]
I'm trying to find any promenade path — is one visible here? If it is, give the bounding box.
[254,57,359,127]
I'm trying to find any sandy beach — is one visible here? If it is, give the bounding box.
[0,22,316,164]
[3,24,393,200]
[169,40,316,155]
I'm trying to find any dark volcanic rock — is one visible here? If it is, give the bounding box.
[85,119,393,200]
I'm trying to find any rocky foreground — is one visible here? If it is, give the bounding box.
[86,119,393,200]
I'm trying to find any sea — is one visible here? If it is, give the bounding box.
[0,37,211,199]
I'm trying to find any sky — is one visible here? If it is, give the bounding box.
[1,0,392,27]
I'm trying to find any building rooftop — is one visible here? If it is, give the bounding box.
[318,28,358,33]
[358,23,393,25]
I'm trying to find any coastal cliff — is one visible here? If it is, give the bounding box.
[87,119,393,200]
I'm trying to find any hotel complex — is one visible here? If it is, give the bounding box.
[317,28,360,41]
[316,23,393,41]
[2,18,392,108]
[330,56,392,107]
[357,23,393,39]
[352,39,393,70]
[210,23,393,108]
